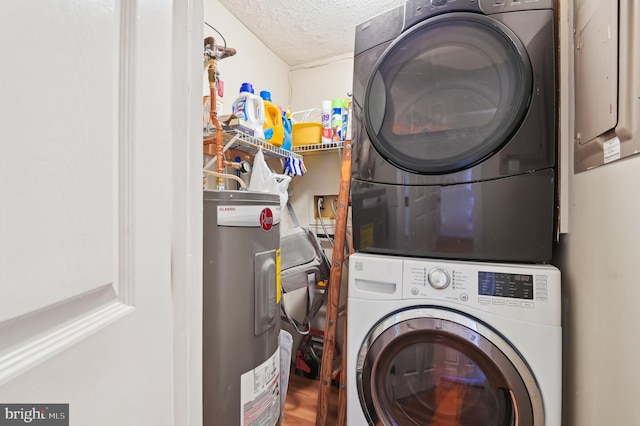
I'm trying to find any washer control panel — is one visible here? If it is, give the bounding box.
[402,257,560,318]
[349,253,561,326]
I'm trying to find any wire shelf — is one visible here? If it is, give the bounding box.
[292,141,345,155]
[212,130,302,160]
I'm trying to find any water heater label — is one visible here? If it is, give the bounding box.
[240,348,280,426]
[217,205,281,228]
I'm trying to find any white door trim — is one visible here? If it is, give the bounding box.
[171,1,204,425]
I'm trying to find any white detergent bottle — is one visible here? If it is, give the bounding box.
[251,92,265,140]
[232,82,265,139]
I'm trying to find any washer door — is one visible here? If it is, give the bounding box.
[365,13,532,175]
[356,308,543,425]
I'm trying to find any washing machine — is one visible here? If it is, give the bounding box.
[351,0,557,263]
[346,253,561,425]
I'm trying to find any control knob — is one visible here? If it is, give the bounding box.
[428,268,450,290]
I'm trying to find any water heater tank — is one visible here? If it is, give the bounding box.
[203,190,281,426]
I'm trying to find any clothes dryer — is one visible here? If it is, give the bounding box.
[347,253,561,425]
[351,0,557,262]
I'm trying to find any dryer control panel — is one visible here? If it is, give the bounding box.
[404,0,481,30]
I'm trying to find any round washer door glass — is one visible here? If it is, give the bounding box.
[365,13,532,174]
[357,309,543,425]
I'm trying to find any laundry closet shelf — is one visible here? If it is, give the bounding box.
[292,141,345,155]
[203,130,302,160]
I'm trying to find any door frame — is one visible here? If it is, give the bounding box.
[171,0,205,424]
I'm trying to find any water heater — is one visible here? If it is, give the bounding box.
[203,190,281,426]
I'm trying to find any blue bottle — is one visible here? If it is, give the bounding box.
[282,110,293,151]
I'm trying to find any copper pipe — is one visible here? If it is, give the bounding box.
[207,57,237,189]
[207,59,223,188]
[205,36,239,189]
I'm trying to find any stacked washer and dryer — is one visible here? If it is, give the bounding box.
[347,0,561,425]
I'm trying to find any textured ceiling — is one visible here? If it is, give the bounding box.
[218,0,405,66]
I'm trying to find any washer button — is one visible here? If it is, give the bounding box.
[460,293,469,302]
[411,287,419,296]
[428,268,450,290]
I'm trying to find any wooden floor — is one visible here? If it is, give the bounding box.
[282,372,340,425]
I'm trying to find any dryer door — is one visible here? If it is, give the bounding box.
[356,308,543,425]
[365,12,532,175]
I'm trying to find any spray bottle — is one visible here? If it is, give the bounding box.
[321,100,332,144]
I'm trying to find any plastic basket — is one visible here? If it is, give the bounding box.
[291,109,322,146]
[290,108,321,124]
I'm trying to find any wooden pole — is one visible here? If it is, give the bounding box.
[315,141,352,426]
[337,290,349,426]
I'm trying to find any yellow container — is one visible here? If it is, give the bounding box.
[263,101,284,146]
[292,122,322,146]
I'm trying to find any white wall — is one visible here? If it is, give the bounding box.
[559,159,640,426]
[283,55,355,363]
[557,1,640,425]
[289,53,354,112]
[287,54,354,234]
[203,0,289,113]
[203,0,291,192]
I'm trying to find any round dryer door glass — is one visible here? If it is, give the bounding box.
[356,309,543,425]
[365,13,533,174]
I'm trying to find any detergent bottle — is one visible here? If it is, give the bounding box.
[259,90,284,147]
[282,109,293,151]
[232,83,265,139]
